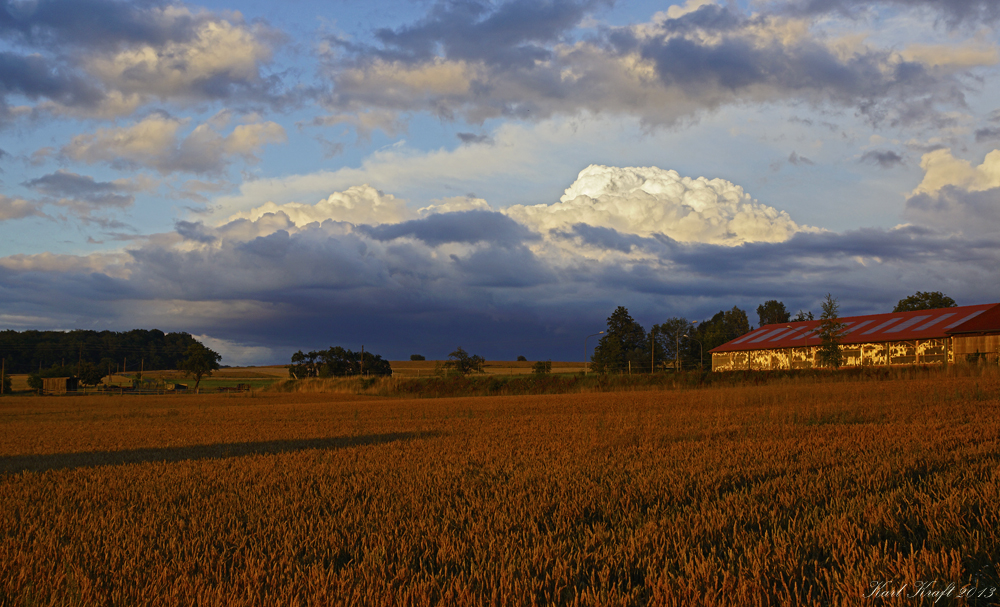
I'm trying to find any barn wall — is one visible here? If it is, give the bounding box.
[42,377,78,393]
[712,338,952,371]
[953,334,1000,363]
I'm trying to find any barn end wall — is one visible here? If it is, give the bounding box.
[711,338,952,372]
[953,335,1000,363]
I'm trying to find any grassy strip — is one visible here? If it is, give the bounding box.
[265,362,1000,398]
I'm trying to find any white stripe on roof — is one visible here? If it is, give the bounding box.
[863,318,903,335]
[945,309,987,329]
[767,328,800,341]
[884,315,931,333]
[914,314,954,332]
[749,328,789,343]
[844,319,875,334]
[730,330,763,345]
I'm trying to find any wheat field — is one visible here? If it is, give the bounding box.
[1,371,999,606]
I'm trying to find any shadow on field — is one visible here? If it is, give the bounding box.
[0,431,439,474]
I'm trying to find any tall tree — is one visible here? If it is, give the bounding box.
[756,300,791,327]
[652,318,693,371]
[817,294,847,369]
[696,306,751,353]
[179,343,222,390]
[893,291,957,312]
[591,306,647,374]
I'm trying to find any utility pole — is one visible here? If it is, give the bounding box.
[650,328,656,374]
[675,330,680,372]
[1,358,5,395]
[360,345,364,376]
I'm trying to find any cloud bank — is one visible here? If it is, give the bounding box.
[233,165,812,246]
[318,0,986,132]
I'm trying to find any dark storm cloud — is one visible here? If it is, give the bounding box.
[905,186,1000,236]
[361,210,537,247]
[22,169,135,209]
[175,220,216,243]
[0,51,103,107]
[975,127,1000,143]
[860,149,905,168]
[553,223,659,254]
[0,0,196,49]
[450,244,554,287]
[616,11,944,116]
[457,132,493,145]
[371,0,607,68]
[324,0,969,129]
[764,0,1000,26]
[788,152,814,166]
[0,0,289,121]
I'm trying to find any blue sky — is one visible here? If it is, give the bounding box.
[2,0,1000,364]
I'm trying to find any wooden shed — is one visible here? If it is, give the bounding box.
[42,377,79,394]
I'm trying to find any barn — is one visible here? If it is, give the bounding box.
[710,303,1000,372]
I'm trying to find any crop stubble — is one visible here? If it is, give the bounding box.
[1,373,999,606]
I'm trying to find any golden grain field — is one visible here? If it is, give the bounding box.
[2,371,999,606]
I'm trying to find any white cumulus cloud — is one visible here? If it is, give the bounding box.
[911,148,1000,196]
[228,185,410,226]
[505,165,810,245]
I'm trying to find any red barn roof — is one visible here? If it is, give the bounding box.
[709,303,1000,353]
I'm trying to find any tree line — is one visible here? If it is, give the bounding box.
[0,329,204,375]
[288,347,392,378]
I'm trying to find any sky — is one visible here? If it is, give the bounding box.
[2,0,1000,365]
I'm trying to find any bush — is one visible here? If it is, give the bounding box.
[532,360,552,374]
[517,355,527,362]
[410,354,426,361]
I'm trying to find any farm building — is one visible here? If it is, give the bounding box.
[710,303,1000,372]
[42,377,79,394]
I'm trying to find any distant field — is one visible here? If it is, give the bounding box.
[0,362,588,392]
[389,360,587,377]
[2,370,998,605]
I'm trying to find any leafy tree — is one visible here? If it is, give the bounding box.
[357,350,392,376]
[516,355,528,362]
[410,354,426,361]
[532,360,552,374]
[695,306,751,353]
[179,343,222,390]
[792,310,814,322]
[756,300,791,327]
[893,291,957,312]
[445,347,485,375]
[591,307,647,374]
[27,374,42,392]
[1,373,10,394]
[288,350,320,378]
[78,362,105,387]
[817,294,848,369]
[651,318,694,371]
